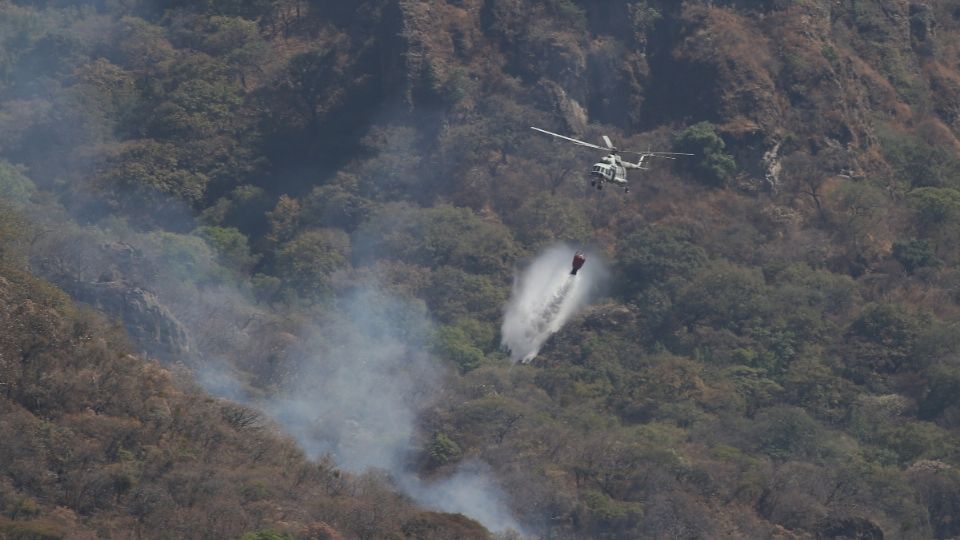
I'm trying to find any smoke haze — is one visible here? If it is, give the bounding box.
[0,8,527,530]
[501,244,606,363]
[399,461,521,533]
[25,216,524,534]
[258,287,524,534]
[264,288,435,471]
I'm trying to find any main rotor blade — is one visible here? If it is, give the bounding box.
[602,135,614,149]
[621,150,695,158]
[531,127,608,151]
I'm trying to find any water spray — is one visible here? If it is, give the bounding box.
[501,245,606,363]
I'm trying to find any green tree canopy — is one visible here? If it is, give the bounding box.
[674,121,737,187]
[196,225,259,273]
[0,160,35,204]
[615,224,707,299]
[353,203,519,276]
[275,228,350,297]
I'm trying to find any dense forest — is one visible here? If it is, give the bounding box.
[4,0,960,538]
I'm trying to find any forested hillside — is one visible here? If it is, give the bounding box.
[4,0,960,538]
[0,241,489,539]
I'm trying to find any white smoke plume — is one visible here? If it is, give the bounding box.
[1,12,527,532]
[501,244,606,363]
[259,287,524,534]
[399,461,521,533]
[24,215,525,534]
[264,288,436,471]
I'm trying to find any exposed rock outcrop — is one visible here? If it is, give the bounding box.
[67,279,191,362]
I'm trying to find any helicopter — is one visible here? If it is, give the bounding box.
[531,126,692,193]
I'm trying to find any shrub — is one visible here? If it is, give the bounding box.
[0,160,35,204]
[892,239,939,273]
[196,226,260,273]
[427,432,462,466]
[674,122,737,187]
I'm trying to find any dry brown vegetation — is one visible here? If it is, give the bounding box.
[0,262,489,539]
[5,0,960,538]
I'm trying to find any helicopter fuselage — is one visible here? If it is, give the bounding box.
[590,154,628,187]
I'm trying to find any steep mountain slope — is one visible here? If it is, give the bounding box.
[0,222,489,539]
[4,1,960,539]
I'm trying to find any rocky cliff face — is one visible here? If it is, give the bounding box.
[314,1,960,192]
[31,240,193,363]
[66,279,192,362]
[28,0,958,385]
